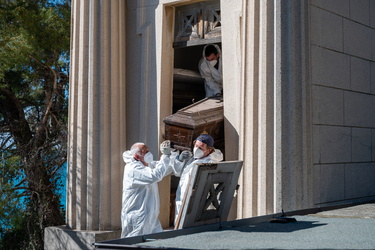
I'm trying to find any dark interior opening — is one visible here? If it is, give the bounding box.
[169,42,223,227]
[168,0,223,228]
[172,43,221,113]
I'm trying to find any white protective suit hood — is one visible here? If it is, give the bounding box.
[198,44,223,97]
[122,150,135,164]
[204,148,223,162]
[201,44,222,60]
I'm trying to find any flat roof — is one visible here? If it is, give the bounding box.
[95,202,375,249]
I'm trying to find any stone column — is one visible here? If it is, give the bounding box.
[222,0,313,219]
[67,0,126,231]
[238,0,277,218]
[45,0,126,249]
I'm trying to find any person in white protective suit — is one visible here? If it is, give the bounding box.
[198,44,223,97]
[162,134,223,225]
[121,142,172,238]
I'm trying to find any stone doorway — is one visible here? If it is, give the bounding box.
[166,0,223,227]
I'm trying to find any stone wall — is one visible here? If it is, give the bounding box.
[311,0,375,204]
[46,1,375,248]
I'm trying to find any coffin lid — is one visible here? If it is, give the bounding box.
[163,97,223,129]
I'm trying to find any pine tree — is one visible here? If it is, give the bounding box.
[0,1,70,248]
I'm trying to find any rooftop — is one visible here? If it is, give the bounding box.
[95,202,375,249]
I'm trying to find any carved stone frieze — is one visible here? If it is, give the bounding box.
[174,0,221,47]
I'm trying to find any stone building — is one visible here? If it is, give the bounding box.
[45,0,375,249]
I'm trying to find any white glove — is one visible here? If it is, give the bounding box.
[178,150,192,161]
[160,140,172,155]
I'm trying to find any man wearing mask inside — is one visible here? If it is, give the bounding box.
[161,134,223,225]
[121,142,172,238]
[198,44,223,97]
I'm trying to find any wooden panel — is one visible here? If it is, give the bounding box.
[175,161,243,229]
[165,125,195,151]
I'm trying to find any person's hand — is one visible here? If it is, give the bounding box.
[160,140,172,155]
[178,150,192,161]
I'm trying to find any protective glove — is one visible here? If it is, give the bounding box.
[160,140,172,155]
[178,150,192,162]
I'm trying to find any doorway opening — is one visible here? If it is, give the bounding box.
[165,0,224,227]
[173,45,210,113]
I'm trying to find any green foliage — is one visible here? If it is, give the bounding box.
[0,211,29,250]
[0,154,24,229]
[0,0,71,79]
[0,0,71,249]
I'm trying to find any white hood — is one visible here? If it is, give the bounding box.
[208,148,223,162]
[198,44,223,97]
[201,43,222,58]
[122,150,136,164]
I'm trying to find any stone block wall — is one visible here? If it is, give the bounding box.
[311,0,375,204]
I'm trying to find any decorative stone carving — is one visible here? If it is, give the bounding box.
[175,4,202,42]
[203,3,221,39]
[174,0,221,47]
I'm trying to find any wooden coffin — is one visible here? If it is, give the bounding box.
[163,97,224,153]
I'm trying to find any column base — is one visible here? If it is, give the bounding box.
[44,225,121,250]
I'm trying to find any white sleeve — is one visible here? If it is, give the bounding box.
[130,155,171,186]
[170,159,186,177]
[199,59,215,82]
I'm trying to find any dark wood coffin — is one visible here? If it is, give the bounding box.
[163,97,224,153]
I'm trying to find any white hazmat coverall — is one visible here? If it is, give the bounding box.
[198,44,223,97]
[171,149,223,224]
[121,150,171,238]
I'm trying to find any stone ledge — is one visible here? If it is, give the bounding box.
[44,225,121,250]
